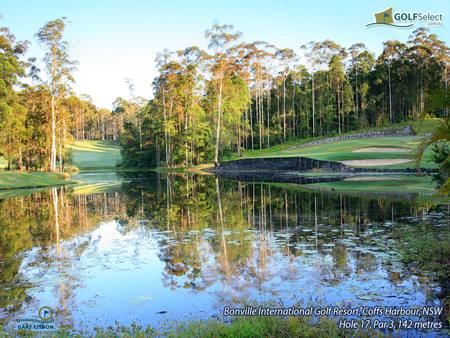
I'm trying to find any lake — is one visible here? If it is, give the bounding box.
[0,172,449,336]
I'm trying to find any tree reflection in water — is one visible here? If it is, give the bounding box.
[0,172,448,330]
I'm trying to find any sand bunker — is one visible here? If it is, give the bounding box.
[344,176,401,182]
[341,159,412,167]
[352,147,410,153]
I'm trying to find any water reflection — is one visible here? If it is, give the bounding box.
[0,172,448,333]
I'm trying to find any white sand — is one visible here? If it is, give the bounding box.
[352,147,410,153]
[344,176,401,182]
[341,159,412,167]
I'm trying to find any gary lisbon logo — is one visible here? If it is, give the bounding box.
[38,306,53,321]
[366,7,443,28]
[16,306,57,332]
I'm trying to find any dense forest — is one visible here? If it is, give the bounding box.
[0,18,135,171]
[121,24,449,167]
[1,20,448,170]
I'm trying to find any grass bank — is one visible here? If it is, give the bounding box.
[0,141,120,193]
[6,316,379,337]
[224,119,441,169]
[0,172,74,190]
[229,136,436,169]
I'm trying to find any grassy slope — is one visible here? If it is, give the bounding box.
[234,136,436,169]
[226,119,442,169]
[0,141,120,193]
[68,140,122,170]
[0,172,73,190]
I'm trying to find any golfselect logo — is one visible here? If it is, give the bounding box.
[366,7,444,28]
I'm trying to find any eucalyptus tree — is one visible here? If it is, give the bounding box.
[204,24,247,164]
[116,24,449,168]
[329,54,348,133]
[348,44,374,127]
[0,22,27,169]
[150,47,208,167]
[301,42,319,136]
[242,41,274,149]
[275,48,296,141]
[407,28,449,118]
[36,18,77,172]
[18,86,50,169]
[348,43,364,124]
[378,40,405,123]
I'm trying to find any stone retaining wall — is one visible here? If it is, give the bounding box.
[207,155,437,175]
[290,125,415,149]
[209,157,347,172]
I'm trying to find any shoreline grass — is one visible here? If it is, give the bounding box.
[0,172,75,191]
[3,316,380,337]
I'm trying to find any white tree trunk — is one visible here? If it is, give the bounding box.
[214,78,223,165]
[50,95,57,172]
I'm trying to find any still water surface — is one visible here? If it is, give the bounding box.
[0,172,448,335]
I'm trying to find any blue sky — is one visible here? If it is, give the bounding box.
[1,0,448,108]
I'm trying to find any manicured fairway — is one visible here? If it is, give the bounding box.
[68,140,122,170]
[228,119,441,169]
[237,136,436,169]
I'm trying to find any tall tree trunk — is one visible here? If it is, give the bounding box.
[292,82,296,138]
[162,87,169,166]
[266,86,270,147]
[312,72,316,137]
[214,78,223,165]
[337,83,341,134]
[283,77,286,141]
[355,67,359,126]
[138,113,142,150]
[156,137,160,167]
[388,63,393,123]
[18,145,23,171]
[59,129,63,172]
[50,94,57,172]
[102,116,105,140]
[249,105,254,150]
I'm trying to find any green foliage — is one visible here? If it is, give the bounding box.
[3,317,379,338]
[416,119,450,194]
[402,231,450,280]
[119,26,448,168]
[0,23,27,170]
[159,316,372,338]
[396,220,450,324]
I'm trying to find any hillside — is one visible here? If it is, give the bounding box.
[228,119,441,169]
[67,140,122,170]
